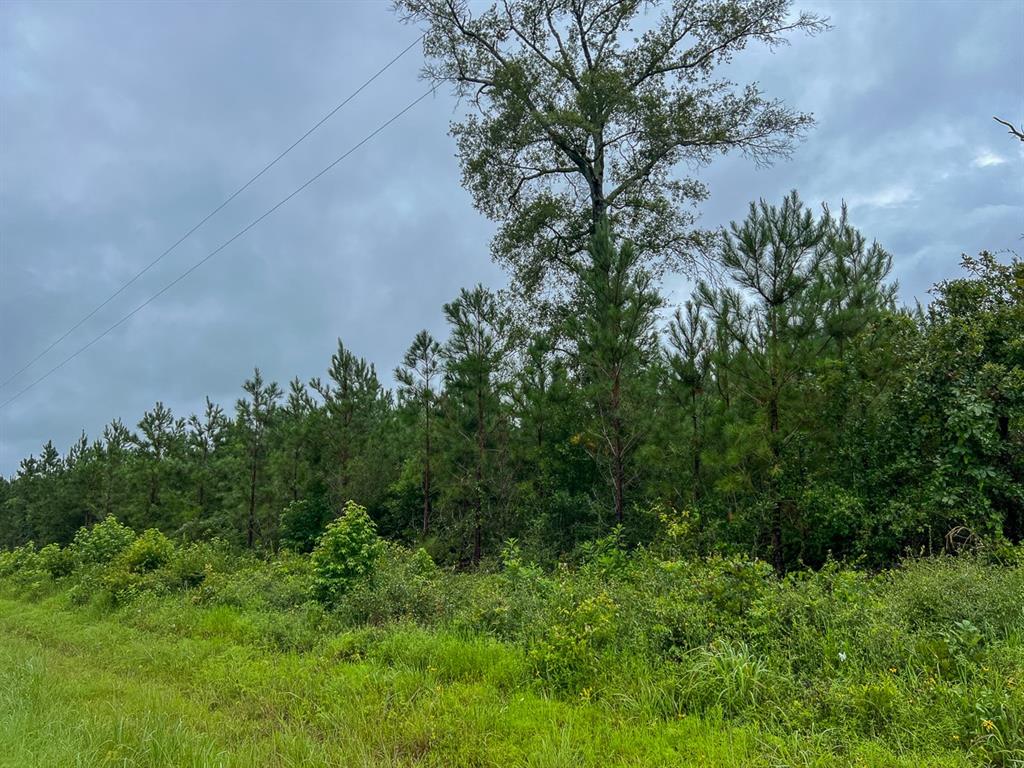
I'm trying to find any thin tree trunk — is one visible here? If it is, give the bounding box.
[691,389,701,502]
[769,389,783,575]
[422,398,432,536]
[247,454,258,549]
[474,386,485,564]
[611,369,624,525]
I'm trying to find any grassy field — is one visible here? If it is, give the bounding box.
[0,593,1010,768]
[1,524,1021,767]
[0,596,783,768]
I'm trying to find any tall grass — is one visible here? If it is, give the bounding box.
[1,524,1021,767]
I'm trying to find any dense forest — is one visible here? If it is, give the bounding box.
[3,227,1021,570]
[1,0,1021,574]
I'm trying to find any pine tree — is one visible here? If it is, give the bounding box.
[396,330,443,536]
[567,220,661,525]
[442,286,512,563]
[697,191,832,572]
[311,340,386,511]
[134,402,186,531]
[236,370,281,548]
[187,397,229,521]
[666,301,713,504]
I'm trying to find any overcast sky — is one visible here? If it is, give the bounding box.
[1,0,1021,476]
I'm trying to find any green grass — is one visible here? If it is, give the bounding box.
[2,528,1021,766]
[0,595,984,768]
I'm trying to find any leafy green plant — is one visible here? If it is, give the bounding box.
[71,516,136,566]
[529,592,618,693]
[0,543,45,583]
[118,529,174,573]
[310,501,381,604]
[579,525,629,576]
[36,543,75,578]
[280,498,332,553]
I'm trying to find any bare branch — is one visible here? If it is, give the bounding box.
[994,116,1024,142]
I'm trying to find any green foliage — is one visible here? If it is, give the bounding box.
[0,542,46,583]
[338,543,445,625]
[398,0,825,298]
[310,501,381,604]
[37,542,75,578]
[578,524,629,576]
[71,516,136,566]
[1,248,1018,572]
[529,592,619,694]
[279,498,331,553]
[118,529,174,573]
[2,513,1022,764]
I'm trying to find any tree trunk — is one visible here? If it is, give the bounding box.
[422,399,432,536]
[247,455,258,549]
[768,390,783,575]
[611,369,625,525]
[691,389,701,502]
[473,386,485,564]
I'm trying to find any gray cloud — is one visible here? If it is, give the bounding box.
[1,0,1021,474]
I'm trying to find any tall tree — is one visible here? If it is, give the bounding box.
[273,378,318,506]
[397,0,827,298]
[311,341,386,510]
[443,285,512,563]
[134,402,186,530]
[100,419,133,521]
[187,398,229,520]
[698,191,830,573]
[666,300,713,504]
[566,220,660,524]
[396,330,444,536]
[236,370,282,548]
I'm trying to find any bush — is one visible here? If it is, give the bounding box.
[118,529,175,573]
[528,591,619,693]
[310,501,382,604]
[199,551,311,611]
[280,498,332,553]
[0,542,46,583]
[338,543,446,625]
[37,543,75,578]
[72,516,136,566]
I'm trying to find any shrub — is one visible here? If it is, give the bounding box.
[578,525,629,576]
[201,551,311,611]
[37,543,75,578]
[528,591,618,693]
[310,501,382,604]
[161,542,216,590]
[0,542,45,583]
[118,529,174,573]
[339,543,446,625]
[280,498,332,553]
[72,516,136,566]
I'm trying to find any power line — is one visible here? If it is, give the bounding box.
[0,33,424,391]
[0,86,437,412]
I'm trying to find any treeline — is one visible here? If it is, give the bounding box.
[3,194,1021,571]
